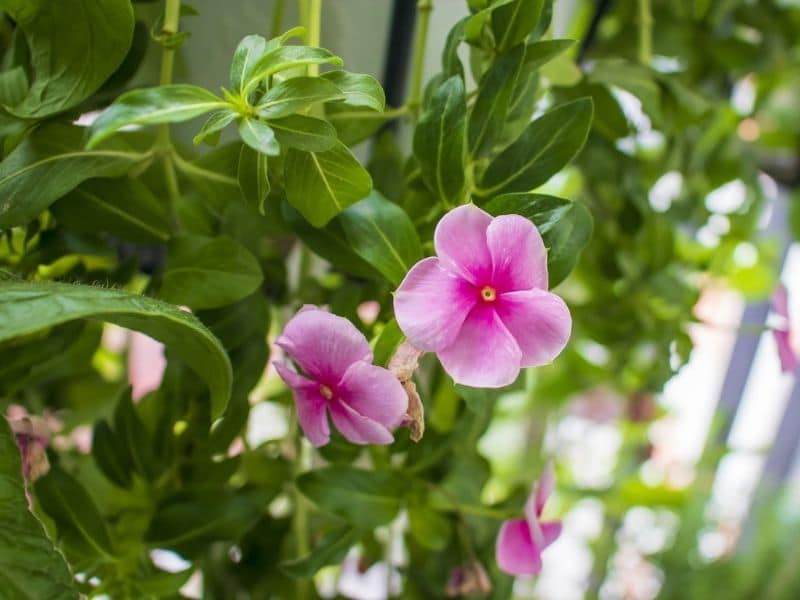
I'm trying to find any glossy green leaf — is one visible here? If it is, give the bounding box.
[491,0,545,52]
[52,177,170,243]
[256,76,344,119]
[88,84,226,147]
[193,109,238,146]
[322,71,385,112]
[0,65,29,106]
[479,98,593,196]
[229,34,269,92]
[160,235,264,310]
[281,525,359,578]
[284,140,372,227]
[237,145,270,213]
[0,123,147,229]
[338,191,422,285]
[483,193,593,286]
[91,420,133,489]
[297,466,408,529]
[413,76,466,206]
[0,418,78,599]
[371,319,404,367]
[268,114,337,152]
[0,279,232,416]
[244,46,343,94]
[1,0,134,117]
[238,118,280,155]
[464,0,515,44]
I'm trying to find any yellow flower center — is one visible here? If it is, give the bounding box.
[481,286,497,302]
[319,384,334,400]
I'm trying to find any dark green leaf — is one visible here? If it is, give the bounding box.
[237,145,270,213]
[491,0,545,52]
[371,318,404,367]
[269,114,337,152]
[322,71,385,112]
[256,76,344,119]
[408,505,452,551]
[193,109,238,146]
[0,65,28,106]
[91,420,133,489]
[238,118,280,155]
[325,103,386,145]
[281,525,359,578]
[114,389,162,480]
[230,34,269,92]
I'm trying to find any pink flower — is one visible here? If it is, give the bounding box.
[394,204,571,388]
[128,331,167,401]
[274,307,408,447]
[496,463,562,576]
[772,284,798,373]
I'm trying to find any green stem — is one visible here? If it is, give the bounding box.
[271,0,286,37]
[407,0,433,116]
[638,0,652,65]
[292,429,311,599]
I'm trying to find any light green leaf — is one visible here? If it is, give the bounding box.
[408,504,452,551]
[244,46,343,94]
[322,71,385,112]
[284,140,372,227]
[160,235,264,310]
[237,145,270,214]
[256,76,344,119]
[413,76,466,206]
[238,119,280,155]
[281,525,359,578]
[0,123,147,229]
[269,114,337,152]
[0,418,78,599]
[338,191,422,285]
[88,84,226,147]
[0,279,232,416]
[479,97,593,196]
[229,34,268,93]
[193,110,238,146]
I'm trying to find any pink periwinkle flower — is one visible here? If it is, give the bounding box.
[128,331,167,401]
[274,307,408,447]
[496,463,562,576]
[394,204,571,388]
[772,284,798,374]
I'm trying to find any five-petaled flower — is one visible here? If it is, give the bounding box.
[394,204,572,388]
[274,307,408,447]
[496,463,562,576]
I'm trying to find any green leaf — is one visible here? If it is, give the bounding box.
[0,65,29,106]
[238,118,280,155]
[160,235,264,310]
[0,418,78,599]
[1,0,134,117]
[297,466,407,529]
[322,71,385,112]
[281,525,359,578]
[413,76,466,206]
[229,34,269,93]
[52,177,170,243]
[268,114,337,152]
[0,280,232,416]
[338,191,422,285]
[408,505,452,551]
[88,84,226,147]
[244,46,343,94]
[483,193,593,286]
[491,0,545,52]
[464,0,515,44]
[91,420,133,489]
[193,109,238,146]
[256,76,344,119]
[479,97,593,196]
[0,123,147,229]
[284,140,372,227]
[523,39,575,70]
[237,145,270,213]
[113,389,162,480]
[371,319,403,367]
[35,466,115,558]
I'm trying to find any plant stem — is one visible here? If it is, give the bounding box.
[637,0,652,65]
[292,429,311,599]
[407,0,433,116]
[271,0,286,38]
[306,0,322,74]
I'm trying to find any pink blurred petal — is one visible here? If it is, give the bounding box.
[487,214,548,292]
[437,304,522,387]
[275,308,372,383]
[535,462,556,516]
[772,284,798,373]
[540,521,562,548]
[328,398,394,445]
[496,289,571,367]
[128,332,166,401]
[274,362,331,447]
[394,257,477,351]
[496,518,542,576]
[337,361,408,430]
[433,204,493,285]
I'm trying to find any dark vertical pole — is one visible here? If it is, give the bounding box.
[381,0,417,116]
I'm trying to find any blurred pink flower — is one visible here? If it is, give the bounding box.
[772,284,798,373]
[274,307,408,447]
[6,409,51,483]
[394,204,571,388]
[128,331,167,401]
[496,463,562,576]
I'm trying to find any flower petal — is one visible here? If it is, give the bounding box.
[495,289,571,367]
[487,214,548,291]
[328,398,394,445]
[433,204,493,285]
[337,361,408,429]
[496,518,542,576]
[128,332,166,401]
[394,257,477,351]
[275,307,372,383]
[274,362,330,447]
[437,303,522,388]
[540,521,562,548]
[535,462,555,516]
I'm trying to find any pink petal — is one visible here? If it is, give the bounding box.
[774,329,798,374]
[540,521,562,548]
[328,398,394,445]
[128,332,166,401]
[274,362,331,447]
[394,257,477,351]
[773,284,789,318]
[495,289,571,367]
[535,462,556,516]
[433,204,493,285]
[337,361,408,430]
[275,307,372,383]
[437,303,522,388]
[487,214,547,292]
[495,518,542,576]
